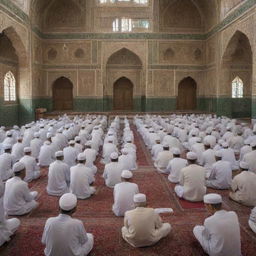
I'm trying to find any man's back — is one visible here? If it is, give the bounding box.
[103,162,123,188]
[243,150,256,173]
[42,214,88,256]
[204,210,241,256]
[180,164,206,201]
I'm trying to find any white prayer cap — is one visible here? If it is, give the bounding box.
[24,147,32,153]
[13,161,25,173]
[250,141,256,147]
[240,161,249,169]
[196,137,202,143]
[149,128,154,132]
[75,136,81,142]
[204,193,222,204]
[121,170,133,179]
[172,147,181,155]
[13,125,19,130]
[121,148,129,155]
[186,152,197,160]
[69,140,75,145]
[57,128,63,133]
[39,124,44,128]
[222,142,228,148]
[204,140,210,146]
[55,151,63,157]
[17,136,23,140]
[85,141,92,146]
[110,152,119,160]
[59,193,77,211]
[134,193,146,203]
[3,144,12,150]
[47,132,53,139]
[77,153,86,161]
[44,141,51,145]
[218,139,224,145]
[25,124,31,128]
[34,132,40,138]
[215,150,222,158]
[6,131,12,136]
[163,143,169,148]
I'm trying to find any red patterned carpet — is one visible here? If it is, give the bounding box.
[1,127,256,256]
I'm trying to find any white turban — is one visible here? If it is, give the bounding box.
[59,193,77,211]
[121,170,133,179]
[13,162,25,173]
[204,193,222,204]
[134,193,146,203]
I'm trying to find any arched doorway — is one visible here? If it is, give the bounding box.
[52,77,73,111]
[113,77,133,111]
[177,77,197,110]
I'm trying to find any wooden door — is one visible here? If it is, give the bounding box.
[113,77,133,111]
[177,77,197,110]
[52,77,73,111]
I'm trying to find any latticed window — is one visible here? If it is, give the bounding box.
[4,71,16,102]
[99,0,148,4]
[232,77,243,98]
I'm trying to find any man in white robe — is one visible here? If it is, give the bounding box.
[112,170,139,217]
[167,148,188,183]
[103,152,124,188]
[0,178,20,246]
[20,147,41,182]
[151,139,163,161]
[101,139,118,164]
[201,142,216,171]
[242,141,256,173]
[70,153,95,199]
[206,151,232,189]
[42,193,94,256]
[220,142,238,170]
[74,136,83,153]
[38,141,55,167]
[47,151,70,196]
[175,152,206,202]
[193,193,241,256]
[119,148,137,171]
[2,131,16,146]
[248,206,256,234]
[63,140,79,168]
[30,132,43,160]
[83,141,97,174]
[4,162,39,216]
[229,161,256,206]
[239,141,251,161]
[11,136,24,162]
[122,193,171,248]
[0,144,14,181]
[154,144,173,173]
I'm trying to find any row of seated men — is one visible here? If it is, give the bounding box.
[0,114,255,256]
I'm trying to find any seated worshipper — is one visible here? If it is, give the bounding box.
[122,193,171,248]
[103,152,124,188]
[154,144,173,173]
[101,139,118,164]
[229,161,256,206]
[112,170,139,217]
[248,206,256,234]
[0,144,14,181]
[201,142,216,171]
[206,151,232,189]
[47,151,70,196]
[167,148,188,183]
[175,152,206,202]
[119,148,137,171]
[220,142,239,170]
[63,140,79,168]
[242,141,256,173]
[0,178,20,246]
[70,153,95,199]
[4,162,39,216]
[2,131,15,146]
[42,193,94,256]
[151,139,163,161]
[30,132,43,160]
[74,136,83,153]
[11,136,24,162]
[239,141,252,161]
[84,141,97,174]
[193,193,241,256]
[38,141,55,167]
[191,137,204,166]
[20,147,41,182]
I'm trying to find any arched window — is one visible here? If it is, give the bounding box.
[232,77,243,98]
[4,71,16,102]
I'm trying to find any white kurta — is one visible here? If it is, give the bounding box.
[0,153,13,181]
[84,148,97,174]
[30,138,43,159]
[4,176,38,215]
[47,160,70,196]
[243,150,256,173]
[63,146,79,167]
[112,182,139,216]
[102,143,118,164]
[167,158,188,183]
[70,164,95,199]
[38,144,55,166]
[154,150,173,172]
[193,210,241,256]
[0,179,20,246]
[103,162,124,188]
[11,142,24,162]
[42,214,94,256]
[202,149,216,170]
[206,160,232,189]
[20,155,40,182]
[220,148,238,170]
[119,154,137,171]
